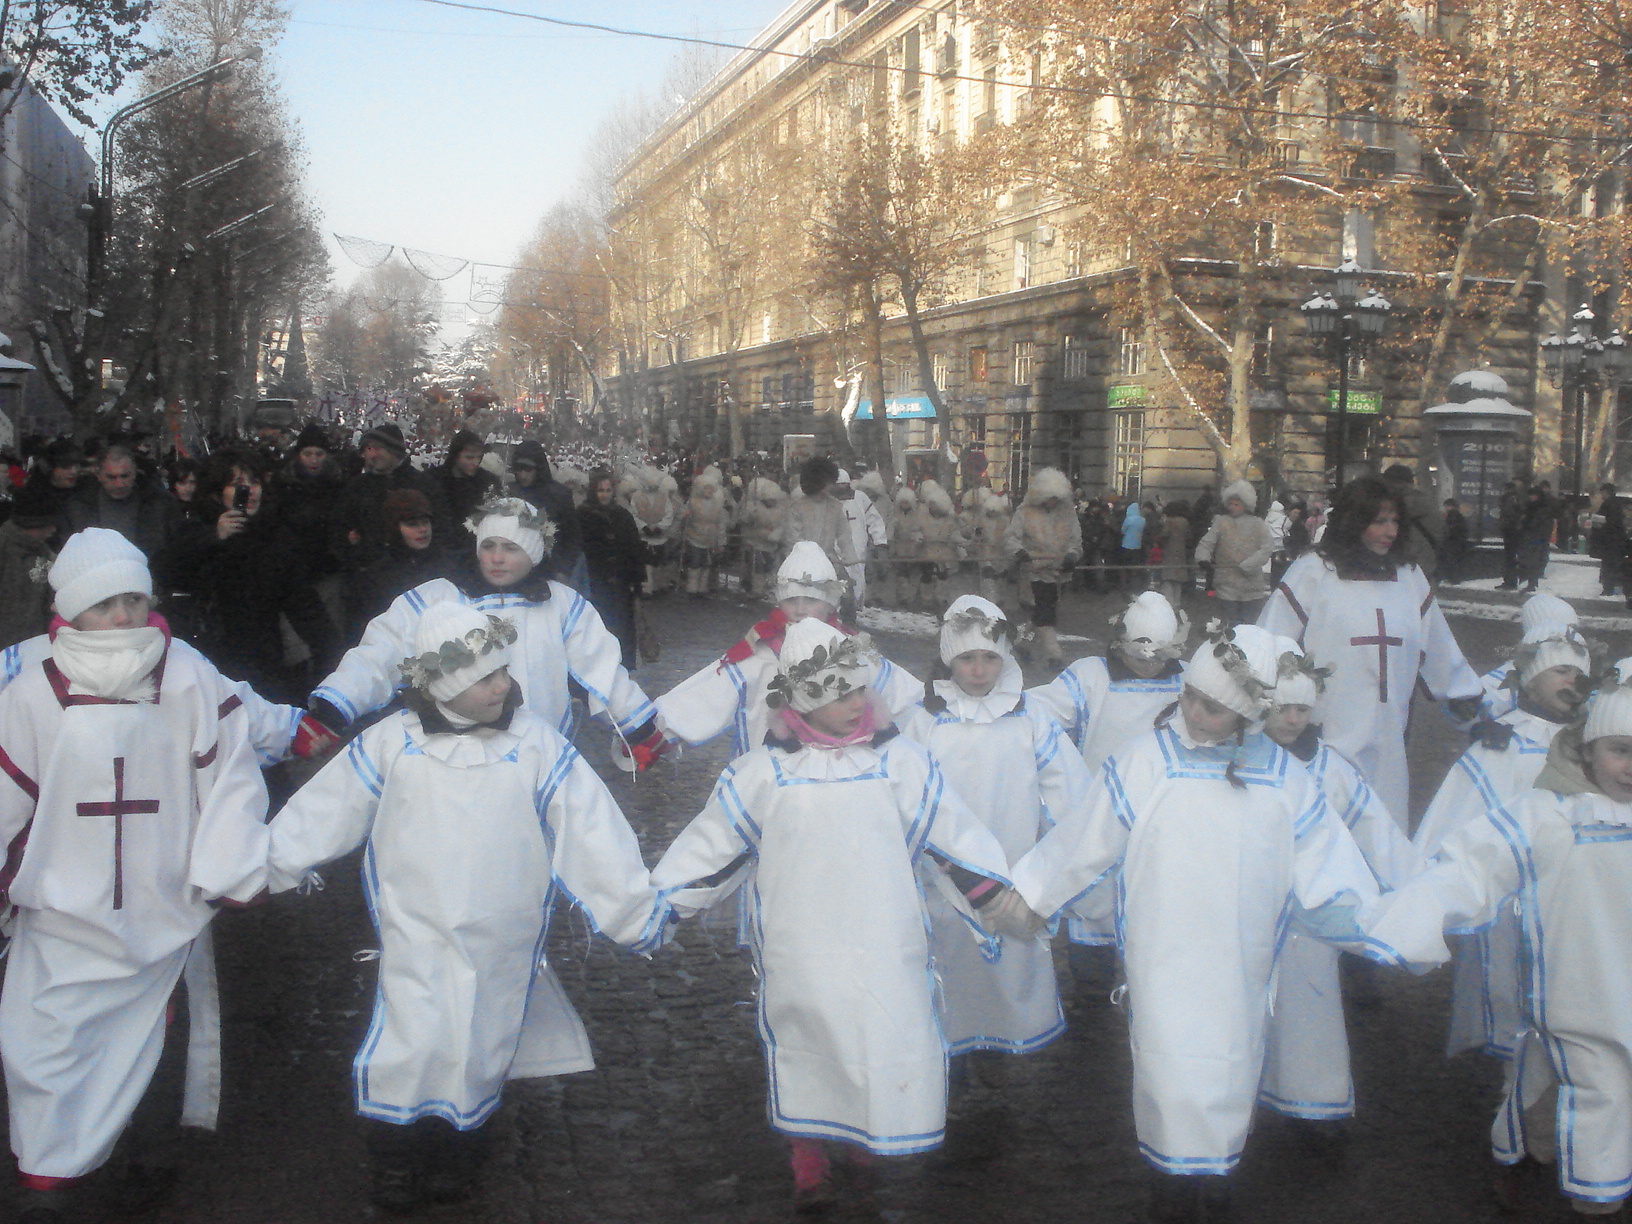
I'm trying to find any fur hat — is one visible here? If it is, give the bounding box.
[468,497,555,566]
[895,486,918,510]
[1221,480,1258,512]
[1115,591,1187,662]
[856,470,888,499]
[982,491,1011,515]
[749,476,786,505]
[1585,656,1632,742]
[401,602,516,704]
[383,488,433,527]
[920,479,954,515]
[692,465,722,492]
[1183,622,1281,721]
[772,619,876,713]
[1024,467,1073,506]
[359,422,408,458]
[50,528,152,622]
[776,540,843,606]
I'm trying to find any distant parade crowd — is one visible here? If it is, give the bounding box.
[0,418,1627,1223]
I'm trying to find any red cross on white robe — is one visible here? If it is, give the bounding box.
[76,757,160,910]
[1350,608,1404,703]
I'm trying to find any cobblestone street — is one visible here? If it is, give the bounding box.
[9,582,1628,1224]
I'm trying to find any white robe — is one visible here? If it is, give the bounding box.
[1413,706,1565,1060]
[0,644,272,1178]
[1010,724,1395,1174]
[1365,789,1632,1206]
[651,735,1009,1155]
[896,685,1092,1054]
[267,708,665,1129]
[1,634,304,766]
[313,578,655,738]
[656,637,922,761]
[1260,742,1422,1119]
[1258,553,1482,822]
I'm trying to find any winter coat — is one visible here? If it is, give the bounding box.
[64,476,177,560]
[1195,512,1275,603]
[274,459,346,580]
[737,484,787,554]
[683,483,731,551]
[334,462,447,573]
[784,493,857,571]
[579,498,645,669]
[1005,502,1083,582]
[0,521,54,649]
[1159,511,1191,583]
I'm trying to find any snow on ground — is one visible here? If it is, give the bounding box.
[1443,552,1630,630]
[1455,552,1608,602]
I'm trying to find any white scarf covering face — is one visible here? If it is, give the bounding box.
[51,624,165,701]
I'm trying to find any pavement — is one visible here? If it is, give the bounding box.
[3,574,1629,1224]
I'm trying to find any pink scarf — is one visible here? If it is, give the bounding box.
[776,703,878,749]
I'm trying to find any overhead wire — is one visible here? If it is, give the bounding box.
[399,0,1632,146]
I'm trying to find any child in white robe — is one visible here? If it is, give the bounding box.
[0,529,274,1223]
[310,496,663,764]
[1414,627,1593,1064]
[653,541,921,763]
[651,619,1011,1211]
[896,595,1092,1059]
[1258,639,1423,1136]
[1364,665,1632,1217]
[1480,592,1580,720]
[996,623,1403,1221]
[268,602,666,1213]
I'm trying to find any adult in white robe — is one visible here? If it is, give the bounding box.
[896,596,1092,1054]
[0,626,272,1182]
[1258,477,1482,822]
[267,704,666,1127]
[654,733,1008,1155]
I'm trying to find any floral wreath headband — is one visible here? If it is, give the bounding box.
[464,497,559,544]
[1276,649,1333,695]
[944,606,1012,645]
[765,632,878,711]
[1109,604,1190,661]
[1201,619,1273,707]
[399,615,518,692]
[1497,627,1604,693]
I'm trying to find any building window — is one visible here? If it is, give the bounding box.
[1111,410,1145,499]
[1251,324,1273,379]
[1063,334,1091,381]
[1254,220,1276,261]
[1066,242,1083,278]
[969,345,988,382]
[1013,339,1038,385]
[1118,327,1146,377]
[931,351,951,392]
[1013,236,1032,290]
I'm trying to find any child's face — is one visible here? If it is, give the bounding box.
[1117,644,1166,678]
[1225,498,1246,516]
[69,591,151,631]
[479,538,533,587]
[778,596,833,624]
[950,650,1004,698]
[1179,686,1246,744]
[803,687,870,738]
[1264,704,1312,747]
[1587,736,1632,802]
[443,667,512,724]
[398,517,433,551]
[1524,665,1588,720]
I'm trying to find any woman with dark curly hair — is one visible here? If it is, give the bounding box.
[1258,475,1483,824]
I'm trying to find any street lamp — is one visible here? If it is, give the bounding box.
[1300,261,1394,491]
[1541,305,1628,499]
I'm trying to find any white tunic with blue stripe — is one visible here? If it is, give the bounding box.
[897,684,1091,1055]
[1010,723,1397,1175]
[1026,654,1185,773]
[651,734,1009,1155]
[266,707,666,1129]
[1415,705,1565,1059]
[1367,787,1632,1206]
[312,578,655,738]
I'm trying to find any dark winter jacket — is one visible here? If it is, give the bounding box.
[0,521,54,649]
[333,461,447,573]
[343,539,456,645]
[275,456,347,579]
[64,474,176,559]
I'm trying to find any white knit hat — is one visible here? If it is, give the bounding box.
[402,602,516,703]
[1183,623,1281,720]
[1585,656,1632,742]
[1517,631,1592,687]
[835,469,851,484]
[774,619,876,713]
[1221,480,1258,512]
[1519,593,1578,642]
[1271,635,1324,708]
[1116,591,1187,661]
[939,595,1013,667]
[776,540,844,605]
[469,497,555,566]
[50,528,153,622]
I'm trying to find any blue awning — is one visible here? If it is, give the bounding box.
[853,395,938,421]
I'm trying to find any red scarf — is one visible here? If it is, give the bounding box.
[719,608,850,668]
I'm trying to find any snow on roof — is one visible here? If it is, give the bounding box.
[1448,369,1511,396]
[1423,396,1532,418]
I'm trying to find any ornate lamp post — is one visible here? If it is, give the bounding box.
[1541,305,1627,499]
[1300,259,1393,491]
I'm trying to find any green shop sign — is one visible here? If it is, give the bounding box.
[1328,389,1383,415]
[1108,384,1147,407]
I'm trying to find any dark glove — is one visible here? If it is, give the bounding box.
[1471,719,1516,751]
[1013,550,1031,564]
[1062,553,1081,570]
[308,697,349,733]
[1446,695,1484,725]
[291,713,342,759]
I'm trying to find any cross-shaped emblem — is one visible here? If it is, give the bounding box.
[76,757,160,910]
[1350,608,1404,703]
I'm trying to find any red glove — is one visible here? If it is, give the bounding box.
[291,713,341,760]
[628,728,670,772]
